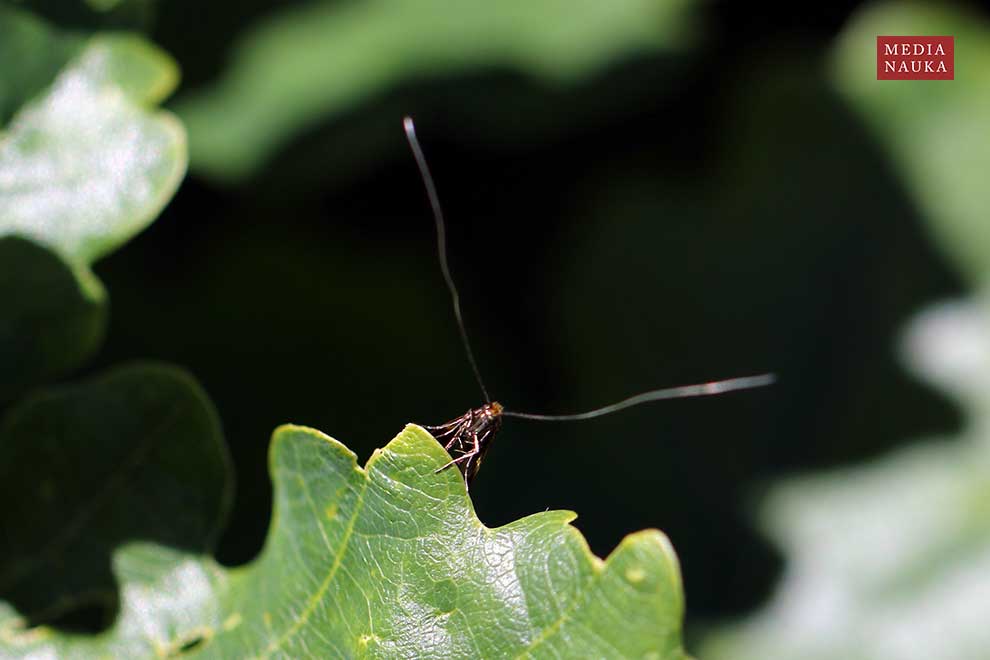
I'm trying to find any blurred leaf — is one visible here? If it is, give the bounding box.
[0,237,105,402]
[899,299,990,419]
[0,543,226,657]
[702,298,990,660]
[9,0,156,32]
[702,6,990,654]
[0,7,83,123]
[0,21,186,265]
[702,442,990,660]
[832,1,990,285]
[176,0,698,181]
[0,363,230,629]
[84,0,130,12]
[0,10,187,393]
[3,424,688,658]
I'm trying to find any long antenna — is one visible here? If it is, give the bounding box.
[403,116,491,403]
[503,373,775,421]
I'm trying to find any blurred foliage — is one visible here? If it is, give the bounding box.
[176,0,698,181]
[0,365,230,629]
[703,300,990,660]
[9,0,155,31]
[703,3,990,658]
[0,6,81,123]
[0,237,105,402]
[0,7,220,643]
[0,9,186,265]
[833,2,990,286]
[0,6,184,397]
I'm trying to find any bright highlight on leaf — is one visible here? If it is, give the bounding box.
[0,10,186,265]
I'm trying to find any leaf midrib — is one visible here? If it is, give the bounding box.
[259,472,369,657]
[0,399,185,592]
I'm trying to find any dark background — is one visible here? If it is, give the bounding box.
[81,0,974,630]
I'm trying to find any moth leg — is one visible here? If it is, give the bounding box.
[462,430,488,490]
[424,408,475,431]
[462,456,474,492]
[423,419,460,431]
[435,450,476,472]
[443,421,472,451]
[435,431,481,473]
[424,419,467,450]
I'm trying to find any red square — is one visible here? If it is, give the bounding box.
[877,36,954,80]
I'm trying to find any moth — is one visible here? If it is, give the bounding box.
[403,117,773,488]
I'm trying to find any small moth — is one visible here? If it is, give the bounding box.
[403,117,773,489]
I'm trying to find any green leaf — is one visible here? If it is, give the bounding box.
[0,237,105,402]
[832,1,990,286]
[0,7,83,124]
[0,12,186,265]
[3,424,688,658]
[0,363,231,629]
[176,0,698,181]
[7,1,155,33]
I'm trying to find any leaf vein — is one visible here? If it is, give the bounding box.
[261,472,369,657]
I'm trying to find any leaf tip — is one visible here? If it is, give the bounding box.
[608,528,685,603]
[395,422,455,463]
[270,423,358,470]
